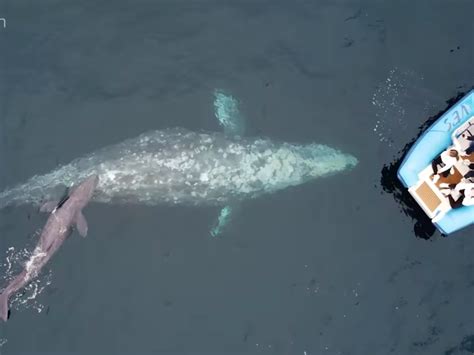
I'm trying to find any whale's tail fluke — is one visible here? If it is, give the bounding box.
[0,290,10,322]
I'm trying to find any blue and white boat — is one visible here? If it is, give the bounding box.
[398,90,474,235]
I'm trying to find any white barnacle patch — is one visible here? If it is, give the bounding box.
[229,145,244,155]
[256,164,274,182]
[104,170,118,182]
[139,136,150,144]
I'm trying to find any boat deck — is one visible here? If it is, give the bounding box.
[409,152,474,219]
[412,181,443,214]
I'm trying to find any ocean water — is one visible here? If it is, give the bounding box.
[0,1,473,354]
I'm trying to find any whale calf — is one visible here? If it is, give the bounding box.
[0,91,358,235]
[0,175,98,321]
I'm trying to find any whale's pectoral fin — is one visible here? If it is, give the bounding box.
[210,205,239,238]
[213,89,246,136]
[75,211,88,237]
[39,201,59,213]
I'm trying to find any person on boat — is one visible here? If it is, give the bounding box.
[439,180,474,207]
[433,181,474,223]
[462,166,474,181]
[431,148,460,183]
[452,130,474,155]
[454,181,474,204]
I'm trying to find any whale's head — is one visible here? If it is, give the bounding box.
[298,143,358,179]
[68,174,100,206]
[246,143,358,194]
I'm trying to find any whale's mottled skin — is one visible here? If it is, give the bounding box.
[0,128,357,209]
[0,175,98,321]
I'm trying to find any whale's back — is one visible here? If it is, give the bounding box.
[92,128,268,205]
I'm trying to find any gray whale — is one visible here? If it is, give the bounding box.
[0,90,358,236]
[0,128,357,208]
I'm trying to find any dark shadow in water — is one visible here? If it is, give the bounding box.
[380,88,473,240]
